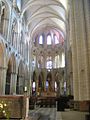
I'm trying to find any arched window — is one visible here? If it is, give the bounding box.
[46,56,52,69]
[47,34,52,45]
[32,82,36,91]
[39,35,43,44]
[54,35,59,44]
[54,55,60,68]
[46,80,48,91]
[61,53,65,68]
[55,81,57,92]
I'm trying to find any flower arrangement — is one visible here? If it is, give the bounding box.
[0,100,10,120]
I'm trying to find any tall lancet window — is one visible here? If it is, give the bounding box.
[54,35,59,44]
[47,34,52,45]
[39,35,43,44]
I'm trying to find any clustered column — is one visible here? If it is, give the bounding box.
[70,0,90,100]
[69,0,79,100]
[83,0,90,99]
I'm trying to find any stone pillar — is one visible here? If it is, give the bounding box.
[44,69,47,92]
[74,0,89,100]
[67,49,73,95]
[0,67,7,95]
[10,72,17,94]
[42,69,45,92]
[69,0,79,100]
[51,70,55,91]
[36,70,38,96]
[44,32,47,48]
[70,0,90,100]
[22,94,29,119]
[0,2,2,32]
[19,76,25,94]
[83,0,90,100]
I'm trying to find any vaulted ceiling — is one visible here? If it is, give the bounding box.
[21,0,68,40]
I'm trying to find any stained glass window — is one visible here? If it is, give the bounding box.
[47,34,52,45]
[39,35,43,44]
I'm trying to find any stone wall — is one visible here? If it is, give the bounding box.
[0,95,28,119]
[74,100,90,112]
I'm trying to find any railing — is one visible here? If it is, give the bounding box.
[29,96,56,109]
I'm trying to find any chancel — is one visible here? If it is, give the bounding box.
[0,0,90,120]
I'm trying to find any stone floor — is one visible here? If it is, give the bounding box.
[57,110,88,120]
[29,108,88,120]
[29,108,56,120]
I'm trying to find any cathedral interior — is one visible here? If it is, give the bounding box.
[0,0,90,120]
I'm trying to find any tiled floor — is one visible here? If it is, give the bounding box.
[29,108,88,120]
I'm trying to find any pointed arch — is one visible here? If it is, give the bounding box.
[5,53,16,94]
[0,41,6,94]
[16,60,25,94]
[0,1,10,38]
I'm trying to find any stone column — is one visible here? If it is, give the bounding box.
[19,76,25,94]
[10,72,17,94]
[51,69,55,92]
[70,0,90,100]
[0,2,2,33]
[74,0,89,100]
[36,70,38,96]
[0,67,7,95]
[69,0,79,100]
[44,69,47,92]
[83,0,90,100]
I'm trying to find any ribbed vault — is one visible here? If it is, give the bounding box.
[21,0,67,41]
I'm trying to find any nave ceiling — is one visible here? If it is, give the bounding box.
[21,0,68,49]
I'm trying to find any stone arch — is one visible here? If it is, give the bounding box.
[0,1,10,38]
[5,53,16,94]
[0,42,6,94]
[16,60,25,94]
